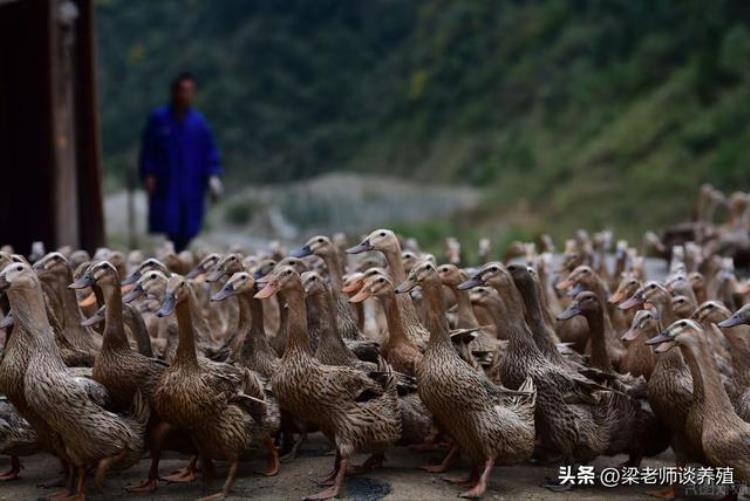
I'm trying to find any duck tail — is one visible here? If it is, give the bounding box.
[514,376,537,420]
[126,389,151,436]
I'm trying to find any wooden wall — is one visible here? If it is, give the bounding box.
[0,0,104,255]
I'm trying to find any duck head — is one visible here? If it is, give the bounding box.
[251,258,277,280]
[346,229,398,255]
[255,265,301,299]
[211,271,255,302]
[291,235,333,258]
[0,261,37,292]
[70,260,119,290]
[436,264,468,288]
[622,309,657,342]
[609,275,640,304]
[124,269,168,304]
[619,281,666,310]
[646,318,703,353]
[32,252,71,276]
[206,254,243,283]
[394,260,437,294]
[692,300,732,325]
[275,256,308,275]
[156,274,190,317]
[349,272,392,303]
[301,270,328,297]
[185,252,220,279]
[457,261,506,290]
[121,258,168,285]
[556,265,594,296]
[718,303,750,329]
[557,291,600,321]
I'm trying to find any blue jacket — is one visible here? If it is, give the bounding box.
[139,105,221,240]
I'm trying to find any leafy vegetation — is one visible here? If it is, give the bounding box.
[97,0,750,246]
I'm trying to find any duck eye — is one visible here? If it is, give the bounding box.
[378,278,384,283]
[379,232,386,237]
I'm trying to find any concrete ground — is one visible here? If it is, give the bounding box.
[0,434,728,501]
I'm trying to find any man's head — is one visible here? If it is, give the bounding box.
[171,72,196,110]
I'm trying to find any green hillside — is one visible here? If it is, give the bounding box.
[97,0,750,244]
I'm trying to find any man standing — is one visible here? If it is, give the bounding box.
[140,72,222,251]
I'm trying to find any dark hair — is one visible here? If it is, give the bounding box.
[171,72,196,91]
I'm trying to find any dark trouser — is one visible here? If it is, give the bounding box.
[169,234,191,253]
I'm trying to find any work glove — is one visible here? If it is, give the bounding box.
[209,175,223,203]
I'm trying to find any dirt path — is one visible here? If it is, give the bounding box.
[0,434,684,500]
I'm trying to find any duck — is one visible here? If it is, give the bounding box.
[348,272,422,376]
[255,265,401,500]
[154,273,277,500]
[647,320,750,486]
[292,235,362,340]
[396,260,536,498]
[347,229,429,348]
[1,261,149,499]
[557,291,668,465]
[620,310,658,380]
[716,303,750,421]
[481,264,622,489]
[0,396,42,481]
[33,252,101,359]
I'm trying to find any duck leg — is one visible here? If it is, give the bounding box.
[161,455,199,483]
[129,420,172,493]
[198,460,238,501]
[459,457,494,499]
[0,455,21,481]
[304,457,348,500]
[94,450,127,489]
[348,452,385,475]
[260,433,279,476]
[311,450,340,487]
[420,444,459,473]
[280,430,308,463]
[46,463,76,501]
[441,463,479,486]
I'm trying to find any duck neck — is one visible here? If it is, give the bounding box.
[100,281,131,352]
[52,268,83,327]
[383,248,406,283]
[123,303,153,357]
[584,308,613,372]
[283,286,311,356]
[488,296,539,354]
[236,291,252,333]
[653,296,678,325]
[381,290,411,350]
[721,326,750,388]
[321,252,344,292]
[515,279,561,362]
[8,285,53,343]
[174,293,199,369]
[451,286,480,329]
[314,288,349,351]
[679,336,735,416]
[420,280,453,351]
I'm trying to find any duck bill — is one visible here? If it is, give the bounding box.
[645,332,672,349]
[349,287,371,303]
[556,306,581,321]
[69,275,94,290]
[618,294,643,310]
[121,271,141,285]
[608,290,625,304]
[211,284,234,302]
[252,269,268,280]
[0,313,13,330]
[718,315,744,329]
[565,283,585,297]
[122,284,144,303]
[346,240,371,254]
[78,291,98,308]
[394,279,417,295]
[185,264,206,279]
[254,281,280,299]
[81,308,105,327]
[156,293,177,317]
[555,278,574,292]
[341,281,362,294]
[290,245,313,258]
[457,276,483,290]
[621,328,638,342]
